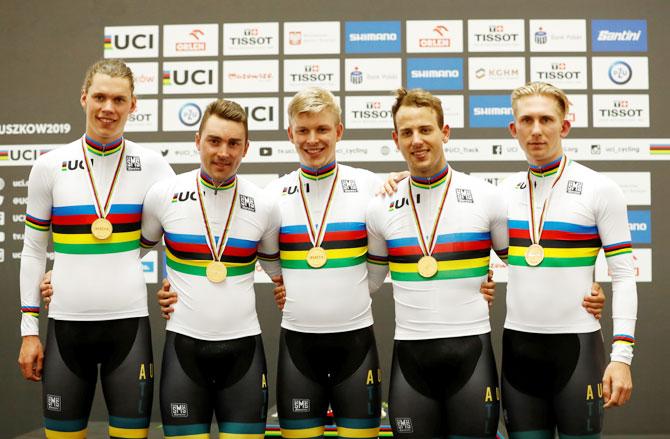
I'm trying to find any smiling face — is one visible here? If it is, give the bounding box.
[288,110,343,169]
[393,105,449,177]
[195,115,249,183]
[509,94,571,167]
[80,73,136,143]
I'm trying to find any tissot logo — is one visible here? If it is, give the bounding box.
[468,20,524,52]
[284,59,339,92]
[530,57,587,89]
[593,94,649,127]
[224,22,279,55]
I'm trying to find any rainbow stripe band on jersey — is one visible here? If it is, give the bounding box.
[84,135,123,156]
[528,156,562,178]
[21,306,39,318]
[387,231,492,282]
[603,241,633,257]
[508,219,602,267]
[199,171,236,191]
[51,204,142,254]
[25,214,51,232]
[279,222,367,270]
[409,164,449,189]
[164,232,258,277]
[299,160,337,181]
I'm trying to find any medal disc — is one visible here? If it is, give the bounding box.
[417,255,438,278]
[206,261,227,283]
[91,218,113,240]
[525,243,545,267]
[306,246,328,268]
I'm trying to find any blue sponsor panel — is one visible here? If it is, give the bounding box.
[469,95,513,128]
[628,210,651,244]
[345,21,401,53]
[592,20,647,52]
[406,58,463,91]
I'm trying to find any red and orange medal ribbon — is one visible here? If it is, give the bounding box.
[195,172,237,282]
[408,168,452,278]
[298,165,339,269]
[525,155,569,266]
[81,137,126,240]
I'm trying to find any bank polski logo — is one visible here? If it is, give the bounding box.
[608,61,632,85]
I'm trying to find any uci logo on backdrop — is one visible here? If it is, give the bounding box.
[104,25,159,58]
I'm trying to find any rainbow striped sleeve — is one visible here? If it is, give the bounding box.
[494,247,509,261]
[140,235,159,249]
[258,251,280,261]
[603,241,633,258]
[25,214,51,232]
[21,306,40,318]
[612,334,635,347]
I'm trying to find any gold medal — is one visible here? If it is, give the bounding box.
[306,246,328,269]
[525,243,545,267]
[417,255,438,278]
[206,261,227,283]
[91,217,113,240]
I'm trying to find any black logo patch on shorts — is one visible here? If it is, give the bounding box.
[456,188,474,203]
[171,402,188,418]
[240,194,256,212]
[567,180,583,195]
[126,155,142,171]
[292,398,310,413]
[46,394,61,412]
[395,418,413,433]
[341,179,358,193]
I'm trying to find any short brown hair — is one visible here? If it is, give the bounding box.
[198,99,248,141]
[82,59,134,95]
[391,88,444,131]
[511,82,570,119]
[287,87,341,125]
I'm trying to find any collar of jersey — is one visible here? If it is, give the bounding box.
[299,160,337,181]
[199,169,236,191]
[84,134,123,157]
[528,156,562,178]
[410,164,449,189]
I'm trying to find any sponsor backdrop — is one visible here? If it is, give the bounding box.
[1,0,668,436]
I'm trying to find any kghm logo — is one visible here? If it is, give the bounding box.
[608,61,632,85]
[103,35,112,50]
[350,66,363,84]
[420,25,451,48]
[535,27,548,44]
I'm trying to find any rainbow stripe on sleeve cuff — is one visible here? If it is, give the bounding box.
[603,241,632,258]
[612,334,635,347]
[494,247,508,261]
[21,306,40,318]
[367,254,389,266]
[25,214,51,232]
[140,235,159,249]
[258,251,280,262]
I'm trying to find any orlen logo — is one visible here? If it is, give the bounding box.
[176,29,206,52]
[419,25,451,48]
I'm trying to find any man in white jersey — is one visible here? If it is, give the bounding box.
[501,82,637,438]
[140,99,281,438]
[18,59,174,438]
[366,88,508,438]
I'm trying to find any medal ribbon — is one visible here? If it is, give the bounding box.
[298,165,339,248]
[80,137,126,220]
[408,168,452,257]
[195,172,237,263]
[526,155,569,246]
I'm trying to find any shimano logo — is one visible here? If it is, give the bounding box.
[473,107,513,116]
[410,69,459,78]
[349,32,397,42]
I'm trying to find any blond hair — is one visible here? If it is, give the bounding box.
[511,82,569,119]
[82,59,134,95]
[391,88,444,130]
[287,87,341,125]
[198,99,248,140]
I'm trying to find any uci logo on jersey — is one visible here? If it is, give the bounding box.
[388,197,409,211]
[61,160,85,171]
[172,191,197,203]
